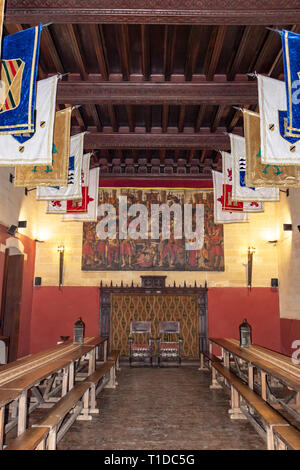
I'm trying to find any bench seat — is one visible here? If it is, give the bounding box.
[211,361,300,450]
[32,381,91,450]
[4,426,49,450]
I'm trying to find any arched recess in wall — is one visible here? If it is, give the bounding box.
[0,236,27,259]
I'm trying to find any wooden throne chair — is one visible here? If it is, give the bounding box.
[157,321,182,366]
[128,321,154,366]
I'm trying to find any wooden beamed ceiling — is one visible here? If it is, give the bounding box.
[3,2,300,177]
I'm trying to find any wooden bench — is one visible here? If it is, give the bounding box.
[199,349,221,371]
[84,350,120,414]
[4,426,49,450]
[31,381,91,450]
[211,361,300,450]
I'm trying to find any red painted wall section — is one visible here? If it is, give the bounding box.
[208,287,281,355]
[280,319,300,357]
[30,286,100,353]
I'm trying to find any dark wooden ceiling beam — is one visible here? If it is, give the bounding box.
[226,26,252,81]
[126,105,135,132]
[211,105,225,133]
[90,24,109,80]
[178,106,186,133]
[85,104,102,131]
[163,25,177,81]
[56,80,258,105]
[141,24,151,80]
[40,25,64,74]
[162,105,169,133]
[184,26,202,81]
[204,25,227,81]
[67,24,88,81]
[145,106,152,133]
[115,24,131,81]
[84,129,238,150]
[107,104,118,132]
[5,1,300,24]
[195,105,207,132]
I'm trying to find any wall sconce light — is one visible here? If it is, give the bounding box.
[247,246,255,290]
[57,245,64,287]
[283,224,293,231]
[297,225,300,232]
[7,225,17,235]
[18,221,27,228]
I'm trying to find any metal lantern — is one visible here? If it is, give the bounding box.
[239,318,252,348]
[73,317,85,344]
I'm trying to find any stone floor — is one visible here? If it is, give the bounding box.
[56,365,266,450]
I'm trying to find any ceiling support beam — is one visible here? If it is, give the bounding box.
[5,1,300,24]
[83,129,239,150]
[56,80,258,105]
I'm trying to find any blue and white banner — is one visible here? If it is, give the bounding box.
[258,74,300,164]
[281,29,300,139]
[36,133,85,201]
[230,134,279,202]
[0,76,58,165]
[0,25,41,135]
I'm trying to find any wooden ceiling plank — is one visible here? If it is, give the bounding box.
[66,103,85,129]
[90,24,109,80]
[211,105,225,133]
[67,24,88,81]
[115,24,131,81]
[86,104,102,131]
[126,105,135,132]
[184,26,202,81]
[226,105,249,133]
[145,106,152,133]
[163,25,177,81]
[195,105,206,132]
[40,25,64,73]
[141,24,151,80]
[226,26,252,81]
[162,105,169,133]
[178,105,186,133]
[205,25,227,81]
[107,104,118,132]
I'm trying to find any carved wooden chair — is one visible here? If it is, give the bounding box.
[157,321,182,366]
[128,321,154,366]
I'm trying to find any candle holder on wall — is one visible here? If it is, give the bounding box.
[247,246,255,290]
[57,245,65,287]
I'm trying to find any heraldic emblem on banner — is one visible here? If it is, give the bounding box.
[0,59,25,114]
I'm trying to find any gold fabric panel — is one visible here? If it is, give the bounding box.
[244,109,300,188]
[110,293,199,358]
[14,107,72,187]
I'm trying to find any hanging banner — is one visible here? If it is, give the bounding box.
[222,151,264,212]
[230,133,279,201]
[258,74,300,164]
[46,153,91,214]
[14,107,72,186]
[0,75,58,166]
[244,109,300,187]
[280,29,300,139]
[0,25,41,135]
[61,167,99,222]
[0,1,4,58]
[36,132,84,201]
[212,170,249,224]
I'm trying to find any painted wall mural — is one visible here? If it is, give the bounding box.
[82,188,224,271]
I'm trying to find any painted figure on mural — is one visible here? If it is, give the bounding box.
[82,188,224,271]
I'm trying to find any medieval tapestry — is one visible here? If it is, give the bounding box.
[82,188,224,271]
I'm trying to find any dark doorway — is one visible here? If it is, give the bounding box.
[0,248,24,362]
